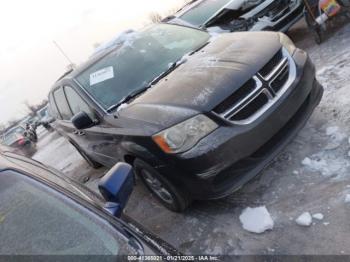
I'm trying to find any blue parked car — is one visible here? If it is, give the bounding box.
[0,151,179,256]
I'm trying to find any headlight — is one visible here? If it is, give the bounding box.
[278,33,296,55]
[153,114,218,154]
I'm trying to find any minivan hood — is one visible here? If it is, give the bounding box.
[120,32,281,129]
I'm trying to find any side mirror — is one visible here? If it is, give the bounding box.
[71,111,95,130]
[98,162,134,217]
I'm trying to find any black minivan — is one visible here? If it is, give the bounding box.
[48,23,323,212]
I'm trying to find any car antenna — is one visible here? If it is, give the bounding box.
[53,40,76,69]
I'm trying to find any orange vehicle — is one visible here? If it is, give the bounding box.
[303,0,350,43]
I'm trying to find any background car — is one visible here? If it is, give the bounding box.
[0,126,36,157]
[0,151,179,256]
[163,0,304,33]
[36,105,55,124]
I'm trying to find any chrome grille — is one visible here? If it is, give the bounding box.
[213,48,296,124]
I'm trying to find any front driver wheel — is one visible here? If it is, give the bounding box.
[134,159,191,212]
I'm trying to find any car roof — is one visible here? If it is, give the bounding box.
[0,152,105,205]
[0,152,179,255]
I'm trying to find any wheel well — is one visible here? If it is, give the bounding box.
[124,155,136,166]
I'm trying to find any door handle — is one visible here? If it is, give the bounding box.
[73,130,85,136]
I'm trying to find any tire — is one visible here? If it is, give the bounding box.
[134,159,192,212]
[70,141,102,169]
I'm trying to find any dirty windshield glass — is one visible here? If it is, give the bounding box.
[179,0,231,26]
[76,24,209,110]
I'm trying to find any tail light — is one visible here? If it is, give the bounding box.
[17,138,26,146]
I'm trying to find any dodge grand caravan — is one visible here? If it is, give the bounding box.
[48,23,323,212]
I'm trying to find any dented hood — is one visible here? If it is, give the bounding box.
[120,32,281,128]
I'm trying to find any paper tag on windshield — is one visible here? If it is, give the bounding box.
[90,66,114,86]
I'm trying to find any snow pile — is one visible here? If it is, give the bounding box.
[295,212,312,226]
[326,126,339,136]
[239,206,274,234]
[326,126,346,142]
[117,103,128,112]
[301,154,349,177]
[345,194,350,203]
[312,213,324,220]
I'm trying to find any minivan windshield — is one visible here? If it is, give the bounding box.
[75,24,210,110]
[179,0,231,26]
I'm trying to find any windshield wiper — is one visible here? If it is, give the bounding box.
[107,61,184,113]
[106,87,150,113]
[189,41,209,55]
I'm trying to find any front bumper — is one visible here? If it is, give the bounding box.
[159,49,323,200]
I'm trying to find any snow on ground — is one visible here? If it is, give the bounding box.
[295,212,312,227]
[312,213,324,220]
[345,194,350,203]
[239,206,274,234]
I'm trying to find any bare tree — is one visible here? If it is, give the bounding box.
[24,100,37,117]
[149,12,163,23]
[23,99,48,117]
[148,0,193,24]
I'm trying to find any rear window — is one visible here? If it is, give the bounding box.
[49,93,61,119]
[179,0,231,26]
[53,88,73,120]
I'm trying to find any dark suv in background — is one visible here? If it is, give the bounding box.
[48,23,323,212]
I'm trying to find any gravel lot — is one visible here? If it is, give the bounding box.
[33,19,350,255]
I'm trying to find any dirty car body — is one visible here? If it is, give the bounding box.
[165,0,304,33]
[48,24,322,210]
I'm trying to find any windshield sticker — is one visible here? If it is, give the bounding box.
[90,66,114,86]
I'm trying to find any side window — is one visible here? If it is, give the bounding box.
[0,170,137,255]
[53,88,73,120]
[48,93,61,119]
[64,86,94,119]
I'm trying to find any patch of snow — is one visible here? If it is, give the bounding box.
[301,154,349,177]
[326,126,339,136]
[239,206,274,234]
[312,213,324,220]
[293,170,299,175]
[117,103,128,112]
[267,248,275,252]
[176,53,191,66]
[207,26,230,35]
[323,222,330,226]
[295,212,312,227]
[345,194,350,203]
[302,157,327,172]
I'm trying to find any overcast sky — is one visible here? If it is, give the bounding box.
[0,0,184,124]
